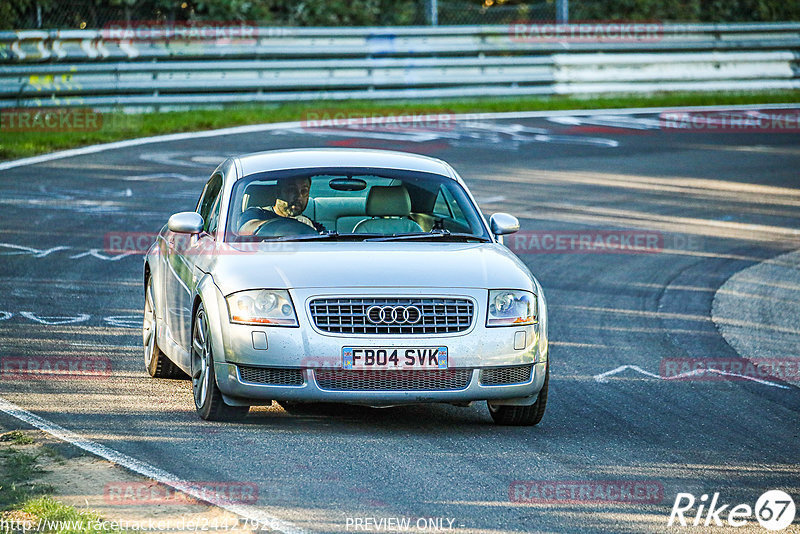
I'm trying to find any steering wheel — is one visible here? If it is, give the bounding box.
[254,217,318,237]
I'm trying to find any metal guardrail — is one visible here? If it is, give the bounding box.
[0,23,798,108]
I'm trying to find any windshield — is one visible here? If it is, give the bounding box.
[224,167,490,242]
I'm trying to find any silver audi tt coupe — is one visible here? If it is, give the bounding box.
[143,148,549,425]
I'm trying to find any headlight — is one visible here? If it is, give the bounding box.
[487,289,537,327]
[226,289,298,326]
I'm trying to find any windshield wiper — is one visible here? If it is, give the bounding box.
[238,231,489,243]
[365,231,491,242]
[257,232,384,242]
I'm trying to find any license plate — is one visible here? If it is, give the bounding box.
[342,347,448,370]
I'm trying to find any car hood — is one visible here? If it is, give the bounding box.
[208,241,535,295]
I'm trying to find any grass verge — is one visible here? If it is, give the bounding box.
[0,430,35,446]
[11,497,114,534]
[0,446,54,510]
[1,90,798,161]
[0,433,113,533]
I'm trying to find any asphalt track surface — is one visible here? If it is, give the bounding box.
[1,108,799,533]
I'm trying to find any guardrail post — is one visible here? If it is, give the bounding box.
[426,0,438,26]
[556,0,568,23]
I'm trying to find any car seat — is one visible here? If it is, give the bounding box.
[352,185,423,234]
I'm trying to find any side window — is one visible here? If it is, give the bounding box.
[197,173,223,233]
[433,188,453,218]
[206,193,222,235]
[433,184,472,233]
[443,186,466,222]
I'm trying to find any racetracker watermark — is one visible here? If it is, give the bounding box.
[659,109,800,133]
[660,358,800,384]
[100,21,289,41]
[0,356,111,380]
[104,481,258,506]
[508,230,663,254]
[509,480,664,504]
[300,352,456,374]
[509,21,664,42]
[0,108,103,133]
[103,232,297,255]
[301,109,474,132]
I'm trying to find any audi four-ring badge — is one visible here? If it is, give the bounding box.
[367,305,422,325]
[143,148,549,424]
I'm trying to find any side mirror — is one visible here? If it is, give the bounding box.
[489,213,520,236]
[167,212,204,234]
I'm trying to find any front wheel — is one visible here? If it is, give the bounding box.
[192,305,249,421]
[488,363,549,426]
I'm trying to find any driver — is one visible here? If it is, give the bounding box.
[239,176,325,235]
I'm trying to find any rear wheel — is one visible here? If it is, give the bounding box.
[144,279,185,379]
[488,363,549,426]
[192,305,249,421]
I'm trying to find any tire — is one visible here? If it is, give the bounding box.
[144,279,186,379]
[192,305,249,421]
[488,362,549,426]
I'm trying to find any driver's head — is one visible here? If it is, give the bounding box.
[274,176,311,217]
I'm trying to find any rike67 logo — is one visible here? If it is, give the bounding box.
[668,490,796,531]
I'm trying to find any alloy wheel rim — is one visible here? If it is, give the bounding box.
[192,311,210,408]
[143,285,155,367]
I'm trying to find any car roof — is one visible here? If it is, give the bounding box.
[235,148,456,180]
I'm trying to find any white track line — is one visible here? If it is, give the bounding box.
[1,103,798,172]
[0,397,306,534]
[594,364,789,389]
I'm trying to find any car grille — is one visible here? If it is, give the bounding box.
[238,366,305,386]
[314,369,473,391]
[479,365,533,386]
[309,297,474,335]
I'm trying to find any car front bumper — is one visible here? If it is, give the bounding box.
[214,360,547,406]
[210,287,549,406]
